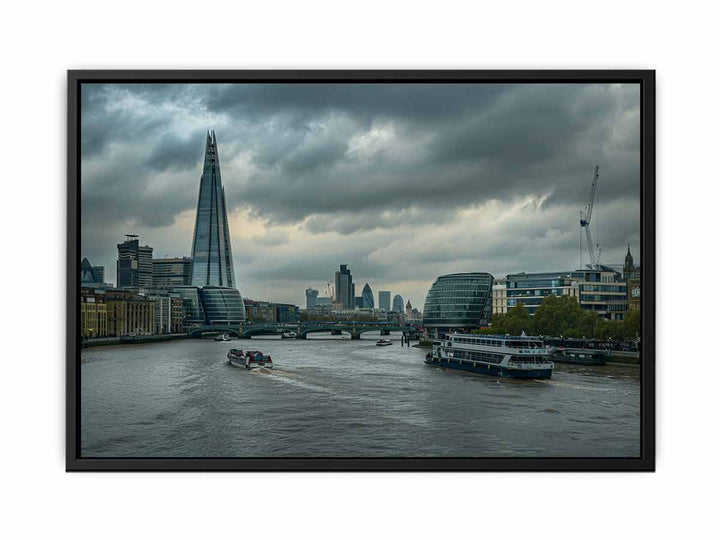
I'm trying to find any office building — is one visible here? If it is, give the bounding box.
[116,235,153,288]
[506,268,627,320]
[190,131,236,288]
[171,286,206,330]
[334,264,355,309]
[505,271,579,315]
[423,272,494,334]
[81,258,107,287]
[105,290,154,336]
[147,294,185,334]
[244,300,300,323]
[186,131,246,325]
[305,287,319,309]
[378,290,391,312]
[392,294,404,313]
[361,283,374,309]
[152,257,193,289]
[492,277,508,315]
[80,288,108,338]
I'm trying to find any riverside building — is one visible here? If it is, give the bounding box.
[492,277,508,315]
[80,289,108,338]
[505,268,628,320]
[422,272,494,336]
[105,290,154,337]
[152,257,193,289]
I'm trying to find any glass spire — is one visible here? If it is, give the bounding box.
[190,131,236,288]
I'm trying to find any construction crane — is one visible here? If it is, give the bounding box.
[580,165,601,268]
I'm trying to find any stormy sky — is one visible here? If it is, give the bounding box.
[80,82,640,309]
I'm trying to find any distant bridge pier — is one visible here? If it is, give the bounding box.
[380,329,390,336]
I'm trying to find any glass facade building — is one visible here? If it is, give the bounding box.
[423,272,494,331]
[392,294,404,313]
[172,287,206,329]
[116,235,153,288]
[378,291,391,312]
[199,287,246,326]
[152,257,193,289]
[81,257,105,286]
[305,287,319,309]
[506,269,627,320]
[334,264,354,309]
[190,131,236,288]
[361,283,374,309]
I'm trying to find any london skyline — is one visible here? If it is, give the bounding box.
[80,83,640,308]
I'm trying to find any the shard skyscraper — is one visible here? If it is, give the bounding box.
[183,131,245,326]
[191,131,236,288]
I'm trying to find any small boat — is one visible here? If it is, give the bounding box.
[227,349,273,369]
[548,347,608,366]
[214,333,231,342]
[281,331,297,339]
[376,338,393,346]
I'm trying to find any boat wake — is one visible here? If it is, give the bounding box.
[250,367,334,394]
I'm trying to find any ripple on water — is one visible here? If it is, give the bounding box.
[80,338,641,458]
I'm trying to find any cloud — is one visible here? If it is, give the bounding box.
[80,82,641,307]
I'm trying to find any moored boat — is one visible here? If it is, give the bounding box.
[548,347,608,365]
[281,331,297,339]
[215,333,231,342]
[227,349,273,369]
[376,338,393,346]
[425,333,553,379]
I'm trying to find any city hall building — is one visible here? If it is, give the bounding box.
[422,272,494,337]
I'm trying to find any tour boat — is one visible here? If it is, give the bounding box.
[227,349,273,369]
[214,333,231,342]
[281,331,298,339]
[376,339,393,346]
[425,333,553,379]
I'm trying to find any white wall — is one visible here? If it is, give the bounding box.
[0,1,716,539]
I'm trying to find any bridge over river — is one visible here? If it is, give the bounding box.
[187,321,424,340]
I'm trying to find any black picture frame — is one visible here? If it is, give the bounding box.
[67,69,655,472]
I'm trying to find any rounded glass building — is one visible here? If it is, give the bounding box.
[199,287,246,325]
[423,272,494,332]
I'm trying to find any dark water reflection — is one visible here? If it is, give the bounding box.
[81,332,640,457]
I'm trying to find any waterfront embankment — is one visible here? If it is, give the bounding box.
[82,334,188,348]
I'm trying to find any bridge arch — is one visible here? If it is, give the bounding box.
[299,326,353,339]
[188,326,243,338]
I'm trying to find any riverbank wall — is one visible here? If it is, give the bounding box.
[82,334,189,348]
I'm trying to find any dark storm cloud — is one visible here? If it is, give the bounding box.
[80,82,640,295]
[145,130,205,172]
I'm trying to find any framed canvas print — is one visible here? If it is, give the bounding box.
[67,70,655,471]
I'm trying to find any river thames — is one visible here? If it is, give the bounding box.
[80,333,640,458]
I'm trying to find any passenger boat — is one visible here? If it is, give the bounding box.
[214,333,231,342]
[548,347,608,365]
[425,333,553,379]
[281,331,297,339]
[227,349,273,369]
[376,338,393,346]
